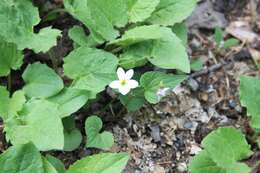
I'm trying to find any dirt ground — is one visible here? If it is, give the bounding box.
[0,0,260,173]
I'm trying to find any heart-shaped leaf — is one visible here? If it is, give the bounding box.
[63,116,82,151]
[85,116,114,150]
[46,155,66,173]
[66,153,129,173]
[0,143,57,173]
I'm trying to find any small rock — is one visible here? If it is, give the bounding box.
[172,85,184,95]
[229,100,237,109]
[175,118,185,129]
[197,112,211,123]
[190,144,202,155]
[184,122,194,129]
[177,162,187,172]
[150,126,161,143]
[184,121,198,134]
[206,85,215,93]
[219,115,230,125]
[200,92,209,102]
[176,152,181,160]
[187,78,199,91]
[153,165,165,173]
[235,105,242,113]
[208,108,220,118]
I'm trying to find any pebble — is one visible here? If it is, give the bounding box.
[153,165,166,173]
[150,125,161,143]
[229,100,237,109]
[184,122,194,129]
[177,162,187,172]
[208,107,220,118]
[219,115,230,125]
[172,85,183,95]
[184,121,198,134]
[190,144,202,155]
[187,78,199,91]
[200,92,209,102]
[235,105,242,113]
[197,112,211,123]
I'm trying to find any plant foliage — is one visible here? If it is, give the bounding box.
[0,0,198,172]
[189,127,253,173]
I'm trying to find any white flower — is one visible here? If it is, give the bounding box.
[109,67,139,95]
[156,87,170,100]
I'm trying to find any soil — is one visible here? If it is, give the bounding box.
[0,0,260,173]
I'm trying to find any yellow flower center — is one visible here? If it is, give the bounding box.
[120,80,127,86]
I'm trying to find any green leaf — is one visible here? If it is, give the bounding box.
[223,38,239,49]
[140,72,187,103]
[119,88,145,111]
[21,27,61,53]
[46,155,66,173]
[64,47,118,96]
[64,0,128,42]
[48,88,89,118]
[128,0,160,23]
[0,87,26,121]
[240,76,260,129]
[22,63,64,99]
[0,143,56,173]
[126,0,137,9]
[5,99,64,151]
[66,153,130,173]
[64,127,82,152]
[189,151,226,173]
[202,128,252,167]
[42,157,59,173]
[191,59,203,71]
[189,128,252,173]
[68,26,98,47]
[0,86,10,120]
[72,74,116,98]
[119,42,152,69]
[118,26,190,72]
[172,22,188,46]
[63,116,82,151]
[110,25,163,46]
[85,116,114,150]
[148,27,190,73]
[214,27,223,47]
[0,40,23,76]
[147,0,197,26]
[8,90,26,119]
[0,0,61,53]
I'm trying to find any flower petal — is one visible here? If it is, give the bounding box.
[109,80,121,89]
[125,69,134,80]
[118,85,131,95]
[128,80,139,89]
[117,67,125,80]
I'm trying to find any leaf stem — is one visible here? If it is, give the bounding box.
[48,50,58,72]
[7,71,12,92]
[42,8,68,22]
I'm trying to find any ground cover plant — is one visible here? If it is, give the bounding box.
[0,0,197,172]
[0,0,260,172]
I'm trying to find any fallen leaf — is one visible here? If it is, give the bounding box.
[226,21,259,43]
[249,48,260,70]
